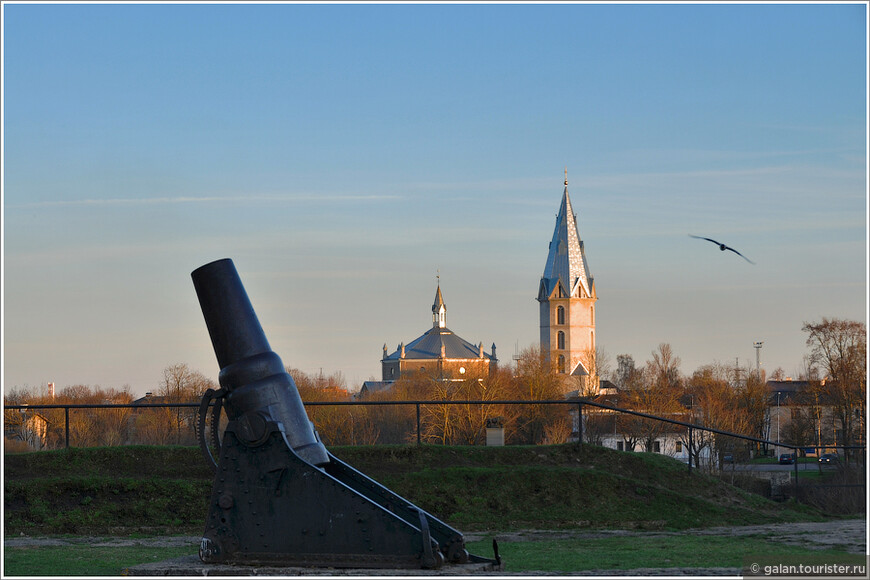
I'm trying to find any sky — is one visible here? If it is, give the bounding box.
[2,2,867,398]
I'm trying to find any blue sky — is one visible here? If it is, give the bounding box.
[3,2,867,396]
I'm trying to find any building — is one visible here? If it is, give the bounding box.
[766,379,844,456]
[537,173,597,385]
[379,283,497,383]
[4,407,50,450]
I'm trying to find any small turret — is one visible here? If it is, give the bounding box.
[432,282,447,328]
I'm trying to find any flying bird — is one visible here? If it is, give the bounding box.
[689,235,755,264]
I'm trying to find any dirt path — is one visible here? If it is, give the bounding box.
[5,519,865,553]
[5,519,865,575]
[465,518,867,555]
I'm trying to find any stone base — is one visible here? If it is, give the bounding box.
[123,555,503,576]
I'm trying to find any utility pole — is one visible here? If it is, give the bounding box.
[753,341,763,379]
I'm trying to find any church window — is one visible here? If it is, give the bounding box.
[557,306,565,325]
[558,355,566,374]
[557,331,565,350]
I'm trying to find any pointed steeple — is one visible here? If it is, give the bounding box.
[540,173,593,299]
[538,172,598,386]
[432,280,447,328]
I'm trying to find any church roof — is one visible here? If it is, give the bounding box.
[384,326,495,361]
[540,178,593,298]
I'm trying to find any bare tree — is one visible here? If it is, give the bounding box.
[770,367,787,381]
[507,346,568,444]
[688,363,741,470]
[578,346,611,397]
[627,344,684,451]
[157,363,215,445]
[803,318,867,462]
[738,372,769,451]
[648,343,682,390]
[614,354,643,390]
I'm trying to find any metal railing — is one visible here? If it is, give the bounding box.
[5,398,864,485]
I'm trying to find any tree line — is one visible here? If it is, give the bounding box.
[5,318,865,464]
[3,364,214,451]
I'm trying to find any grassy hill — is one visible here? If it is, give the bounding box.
[3,443,825,536]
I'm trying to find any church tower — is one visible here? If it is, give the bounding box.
[537,172,597,382]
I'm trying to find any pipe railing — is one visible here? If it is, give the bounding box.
[5,399,865,486]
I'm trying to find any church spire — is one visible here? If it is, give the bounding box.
[432,279,447,328]
[540,173,593,299]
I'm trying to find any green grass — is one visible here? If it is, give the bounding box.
[4,443,833,537]
[2,444,861,576]
[4,535,862,576]
[379,464,798,531]
[2,544,194,576]
[4,476,209,535]
[466,535,862,573]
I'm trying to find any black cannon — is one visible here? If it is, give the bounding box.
[191,258,496,569]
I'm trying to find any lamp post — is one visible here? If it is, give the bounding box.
[776,391,781,455]
[753,341,763,378]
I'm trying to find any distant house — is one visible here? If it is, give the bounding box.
[357,381,394,398]
[565,383,714,465]
[5,407,50,450]
[766,378,841,456]
[130,391,170,406]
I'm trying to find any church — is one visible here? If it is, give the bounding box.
[538,172,598,386]
[362,173,596,394]
[378,283,498,382]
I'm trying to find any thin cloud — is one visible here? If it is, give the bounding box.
[10,193,402,209]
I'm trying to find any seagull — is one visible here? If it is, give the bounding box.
[689,235,755,264]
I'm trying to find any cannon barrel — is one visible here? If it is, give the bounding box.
[191,258,329,466]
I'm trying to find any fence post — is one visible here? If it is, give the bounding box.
[416,402,421,445]
[577,402,584,445]
[794,449,799,487]
[687,427,693,474]
[64,407,70,449]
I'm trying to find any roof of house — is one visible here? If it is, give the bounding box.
[358,381,394,398]
[766,380,811,392]
[131,394,171,405]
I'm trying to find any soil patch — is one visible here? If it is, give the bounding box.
[466,519,867,555]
